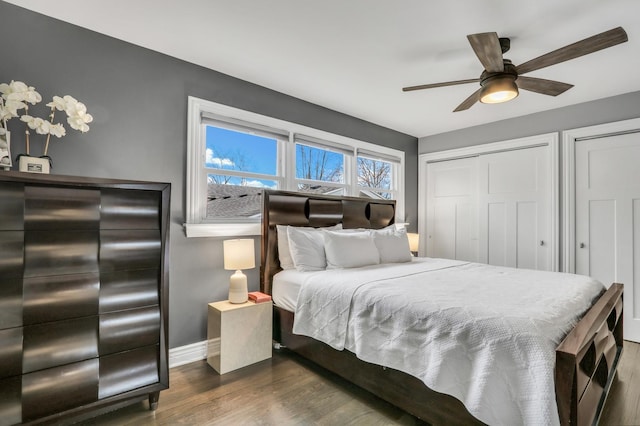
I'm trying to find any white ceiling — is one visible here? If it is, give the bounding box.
[6,0,640,138]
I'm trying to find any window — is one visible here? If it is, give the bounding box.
[294,135,350,196]
[357,150,400,200]
[204,123,283,220]
[186,97,404,237]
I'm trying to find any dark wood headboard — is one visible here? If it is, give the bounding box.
[260,189,396,295]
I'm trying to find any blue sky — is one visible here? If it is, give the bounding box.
[205,125,345,185]
[206,126,277,176]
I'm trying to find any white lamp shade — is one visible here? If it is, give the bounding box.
[223,239,255,270]
[407,233,420,253]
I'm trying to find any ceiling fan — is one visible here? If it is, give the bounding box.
[402,27,628,112]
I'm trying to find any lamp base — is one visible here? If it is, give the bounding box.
[229,270,248,304]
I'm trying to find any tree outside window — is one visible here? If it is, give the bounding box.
[358,156,393,199]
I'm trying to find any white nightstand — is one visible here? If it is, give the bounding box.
[207,300,272,374]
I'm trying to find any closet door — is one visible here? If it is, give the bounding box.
[425,157,478,261]
[478,146,551,270]
[575,133,640,342]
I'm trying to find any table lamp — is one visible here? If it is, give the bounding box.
[407,233,419,256]
[223,239,255,303]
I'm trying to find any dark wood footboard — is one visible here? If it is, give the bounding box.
[555,283,624,426]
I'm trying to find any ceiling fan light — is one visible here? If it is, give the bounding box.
[479,76,519,104]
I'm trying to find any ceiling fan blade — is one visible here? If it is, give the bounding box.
[517,76,573,96]
[402,78,479,92]
[453,88,482,112]
[516,27,628,75]
[467,32,504,73]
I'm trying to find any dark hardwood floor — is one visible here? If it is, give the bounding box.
[86,342,640,425]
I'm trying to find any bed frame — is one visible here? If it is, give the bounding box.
[260,189,624,426]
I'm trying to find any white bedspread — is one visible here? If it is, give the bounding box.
[291,258,604,426]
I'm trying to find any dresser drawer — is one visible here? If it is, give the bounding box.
[24,230,99,278]
[99,345,160,399]
[99,230,161,272]
[99,306,160,356]
[23,273,100,325]
[99,269,159,313]
[0,375,21,426]
[22,358,99,422]
[100,188,161,230]
[23,316,99,374]
[0,328,22,379]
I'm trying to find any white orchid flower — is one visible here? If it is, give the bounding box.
[0,127,6,136]
[49,123,66,138]
[21,115,50,134]
[66,100,93,132]
[2,98,27,116]
[20,114,35,126]
[1,81,42,104]
[0,105,14,121]
[62,95,78,112]
[67,114,92,132]
[46,95,67,111]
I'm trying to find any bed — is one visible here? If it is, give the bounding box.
[259,189,623,426]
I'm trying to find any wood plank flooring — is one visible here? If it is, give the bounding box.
[87,341,640,425]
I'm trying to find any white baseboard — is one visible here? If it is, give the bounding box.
[169,339,220,368]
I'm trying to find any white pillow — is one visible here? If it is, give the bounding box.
[287,226,329,271]
[277,224,341,270]
[371,226,412,264]
[323,230,380,269]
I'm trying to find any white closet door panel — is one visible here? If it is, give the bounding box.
[587,144,640,190]
[433,166,474,196]
[426,158,478,261]
[478,146,550,270]
[516,201,538,270]
[575,132,640,342]
[486,154,539,194]
[487,202,507,266]
[432,201,456,259]
[577,199,616,281]
[455,201,477,262]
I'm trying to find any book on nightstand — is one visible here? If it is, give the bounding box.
[248,291,272,303]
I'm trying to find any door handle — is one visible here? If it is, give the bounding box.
[540,240,544,246]
[579,242,585,248]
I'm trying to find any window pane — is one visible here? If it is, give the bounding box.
[207,175,277,219]
[358,189,393,200]
[297,184,345,196]
[296,144,344,183]
[357,157,392,190]
[206,125,277,175]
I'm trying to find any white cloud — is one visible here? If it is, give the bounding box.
[245,180,277,189]
[206,148,234,168]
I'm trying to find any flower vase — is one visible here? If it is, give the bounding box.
[0,130,11,171]
[17,154,51,174]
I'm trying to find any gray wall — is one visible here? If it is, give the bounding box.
[419,90,640,153]
[0,2,418,348]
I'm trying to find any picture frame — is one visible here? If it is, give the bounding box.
[0,130,11,171]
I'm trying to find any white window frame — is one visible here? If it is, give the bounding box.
[186,96,405,237]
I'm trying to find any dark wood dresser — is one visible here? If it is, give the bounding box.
[0,171,170,425]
